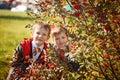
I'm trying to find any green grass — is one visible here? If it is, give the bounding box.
[0,9,33,80]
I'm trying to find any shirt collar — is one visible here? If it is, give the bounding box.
[32,41,44,51]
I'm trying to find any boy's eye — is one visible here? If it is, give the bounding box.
[55,38,59,40]
[42,33,47,36]
[62,36,65,39]
[36,32,40,34]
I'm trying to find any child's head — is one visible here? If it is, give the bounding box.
[51,26,68,49]
[31,21,51,47]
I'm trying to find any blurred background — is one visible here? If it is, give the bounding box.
[0,0,38,12]
[0,0,35,79]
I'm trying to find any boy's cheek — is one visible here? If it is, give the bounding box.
[47,36,50,40]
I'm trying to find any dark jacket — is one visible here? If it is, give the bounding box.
[53,45,79,72]
[7,38,49,80]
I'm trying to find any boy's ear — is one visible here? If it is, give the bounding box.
[47,35,50,40]
[31,31,33,36]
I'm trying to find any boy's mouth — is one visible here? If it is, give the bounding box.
[59,44,65,47]
[60,43,65,45]
[38,39,43,41]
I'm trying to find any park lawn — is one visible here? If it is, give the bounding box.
[0,10,33,80]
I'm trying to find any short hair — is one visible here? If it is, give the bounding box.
[51,25,68,37]
[32,21,51,35]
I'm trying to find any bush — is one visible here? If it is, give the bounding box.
[14,0,120,80]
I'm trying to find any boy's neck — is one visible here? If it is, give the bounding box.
[32,41,44,48]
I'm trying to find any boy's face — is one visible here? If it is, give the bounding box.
[32,25,50,47]
[53,32,68,49]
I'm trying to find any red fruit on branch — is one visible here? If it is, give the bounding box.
[61,14,66,18]
[47,63,55,69]
[59,53,65,59]
[104,25,112,32]
[102,61,109,67]
[114,67,119,71]
[71,1,77,5]
[103,54,110,59]
[111,62,115,66]
[87,10,94,15]
[74,11,80,17]
[115,57,120,61]
[73,4,80,10]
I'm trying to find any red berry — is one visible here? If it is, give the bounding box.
[103,54,110,59]
[59,53,65,59]
[61,14,66,18]
[102,61,109,67]
[87,10,94,15]
[73,4,80,10]
[48,63,55,69]
[74,11,80,17]
[71,1,77,5]
[115,57,120,61]
[114,67,119,71]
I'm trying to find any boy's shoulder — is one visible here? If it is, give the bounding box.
[20,38,33,45]
[18,38,33,58]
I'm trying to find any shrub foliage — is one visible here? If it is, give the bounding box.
[21,0,120,80]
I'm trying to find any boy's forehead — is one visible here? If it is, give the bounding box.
[34,27,49,32]
[54,31,66,36]
[33,24,41,28]
[33,23,50,29]
[33,24,45,30]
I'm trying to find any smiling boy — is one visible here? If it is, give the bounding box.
[7,21,51,80]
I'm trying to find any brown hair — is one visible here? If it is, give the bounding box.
[32,21,51,35]
[51,25,68,37]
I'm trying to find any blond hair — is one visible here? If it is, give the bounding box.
[32,21,51,35]
[51,25,68,37]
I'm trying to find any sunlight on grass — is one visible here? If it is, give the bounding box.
[0,10,33,80]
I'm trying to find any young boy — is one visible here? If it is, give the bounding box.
[7,21,51,80]
[51,26,79,72]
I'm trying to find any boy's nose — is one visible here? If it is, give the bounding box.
[59,39,63,43]
[38,34,42,37]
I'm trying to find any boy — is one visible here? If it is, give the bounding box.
[51,26,79,72]
[7,21,51,80]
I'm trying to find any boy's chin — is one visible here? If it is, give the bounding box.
[59,46,66,49]
[36,42,43,46]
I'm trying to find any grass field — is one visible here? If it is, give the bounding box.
[0,9,33,80]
